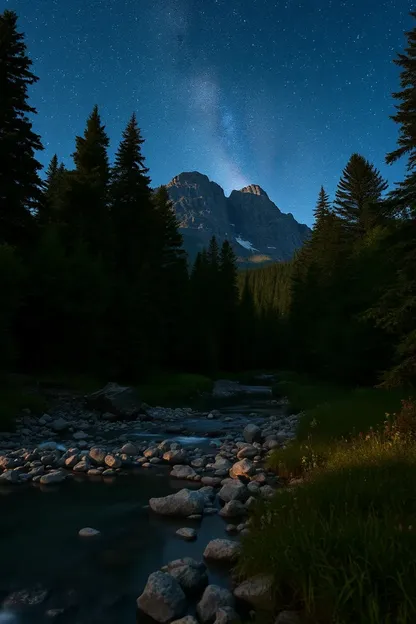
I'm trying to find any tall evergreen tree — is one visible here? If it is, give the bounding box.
[64,105,111,256]
[37,155,67,227]
[385,11,416,214]
[333,154,388,234]
[0,10,43,246]
[218,240,239,370]
[108,114,158,377]
[152,185,189,367]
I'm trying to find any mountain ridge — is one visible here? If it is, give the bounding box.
[164,171,311,266]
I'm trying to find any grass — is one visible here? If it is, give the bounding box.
[238,372,416,623]
[136,372,213,406]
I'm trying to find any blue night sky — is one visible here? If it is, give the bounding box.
[3,0,413,227]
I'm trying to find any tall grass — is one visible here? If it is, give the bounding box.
[239,376,416,623]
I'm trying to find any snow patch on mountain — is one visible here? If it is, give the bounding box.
[235,236,258,252]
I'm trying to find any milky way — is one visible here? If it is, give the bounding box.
[5,0,413,225]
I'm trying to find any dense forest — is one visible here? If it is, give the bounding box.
[1,9,416,387]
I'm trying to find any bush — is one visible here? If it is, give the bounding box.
[137,372,213,406]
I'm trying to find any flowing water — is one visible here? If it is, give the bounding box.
[0,386,282,624]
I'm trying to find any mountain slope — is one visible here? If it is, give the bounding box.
[165,171,310,266]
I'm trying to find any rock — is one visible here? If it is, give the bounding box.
[73,459,90,472]
[236,445,258,459]
[275,611,302,624]
[169,564,208,594]
[137,571,186,623]
[214,607,241,624]
[243,424,261,444]
[247,482,260,495]
[39,470,66,485]
[171,465,197,480]
[191,457,207,468]
[229,459,255,479]
[197,585,235,623]
[120,442,137,455]
[86,382,142,419]
[219,500,246,518]
[64,455,79,469]
[149,488,205,517]
[171,618,199,624]
[87,468,102,476]
[51,417,70,432]
[233,575,274,610]
[0,469,20,484]
[203,539,241,563]
[163,449,188,464]
[3,585,48,608]
[212,456,232,470]
[218,481,247,503]
[201,476,222,487]
[78,527,100,537]
[104,454,121,469]
[73,431,88,440]
[89,447,106,465]
[245,496,257,510]
[260,485,275,500]
[176,527,197,541]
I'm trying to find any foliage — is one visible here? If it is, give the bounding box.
[136,372,213,406]
[241,401,416,624]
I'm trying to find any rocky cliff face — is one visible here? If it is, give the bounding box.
[165,171,310,266]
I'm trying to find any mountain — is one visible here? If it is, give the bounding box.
[164,171,311,266]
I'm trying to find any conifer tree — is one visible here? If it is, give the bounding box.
[0,10,43,246]
[385,11,416,213]
[37,155,67,226]
[218,240,239,370]
[333,154,388,234]
[65,105,111,256]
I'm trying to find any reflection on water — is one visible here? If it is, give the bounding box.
[0,473,236,624]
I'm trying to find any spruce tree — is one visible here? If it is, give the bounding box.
[333,154,388,234]
[218,240,239,370]
[38,155,67,226]
[152,185,189,367]
[385,11,416,214]
[0,10,43,246]
[65,105,111,256]
[109,113,157,377]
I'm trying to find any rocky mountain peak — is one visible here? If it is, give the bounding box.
[239,184,269,198]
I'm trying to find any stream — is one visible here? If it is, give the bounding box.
[0,384,285,624]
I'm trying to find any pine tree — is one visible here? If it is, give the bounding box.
[0,10,43,246]
[152,185,189,367]
[314,186,331,222]
[110,113,154,274]
[218,240,239,370]
[334,154,388,234]
[385,11,416,214]
[65,105,111,256]
[37,155,67,226]
[108,113,158,377]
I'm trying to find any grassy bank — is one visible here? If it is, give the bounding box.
[136,372,213,406]
[239,372,416,624]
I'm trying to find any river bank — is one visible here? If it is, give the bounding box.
[0,376,300,624]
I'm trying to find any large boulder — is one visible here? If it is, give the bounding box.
[197,585,235,623]
[149,489,205,517]
[39,470,66,485]
[233,575,274,610]
[169,563,208,594]
[203,539,241,563]
[137,571,187,623]
[243,424,262,444]
[89,447,107,465]
[229,459,255,479]
[163,449,189,464]
[85,382,142,420]
[171,465,197,480]
[218,481,247,503]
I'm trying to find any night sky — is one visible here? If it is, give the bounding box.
[3,0,413,226]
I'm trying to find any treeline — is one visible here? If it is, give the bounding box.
[243,12,416,387]
[0,10,262,380]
